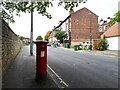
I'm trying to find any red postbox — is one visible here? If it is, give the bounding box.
[34,41,48,80]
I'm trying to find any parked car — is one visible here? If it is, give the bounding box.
[83,41,92,47]
[47,43,51,46]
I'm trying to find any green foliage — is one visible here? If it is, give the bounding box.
[0,0,84,23]
[109,18,116,26]
[36,35,43,40]
[97,38,109,51]
[74,44,82,51]
[44,35,49,41]
[44,30,51,41]
[19,36,24,40]
[55,29,67,43]
[88,45,92,50]
[0,1,53,23]
[109,11,120,25]
[58,1,82,11]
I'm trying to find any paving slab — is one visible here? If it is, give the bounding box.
[2,45,58,89]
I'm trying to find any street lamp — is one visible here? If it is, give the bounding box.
[30,2,33,56]
[89,12,92,50]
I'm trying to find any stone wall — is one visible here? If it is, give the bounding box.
[0,19,2,90]
[1,19,23,73]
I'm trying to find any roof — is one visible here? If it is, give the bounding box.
[101,22,120,38]
[73,7,98,17]
[53,15,71,31]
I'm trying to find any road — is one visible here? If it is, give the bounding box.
[47,47,118,88]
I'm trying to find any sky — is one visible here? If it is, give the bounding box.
[9,0,119,40]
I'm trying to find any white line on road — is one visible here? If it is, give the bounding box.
[47,64,69,88]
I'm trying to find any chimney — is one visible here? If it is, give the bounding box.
[69,9,74,15]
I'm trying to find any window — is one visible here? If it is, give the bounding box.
[104,26,106,31]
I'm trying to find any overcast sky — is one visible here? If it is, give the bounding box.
[9,0,119,40]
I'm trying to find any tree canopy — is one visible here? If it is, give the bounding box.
[0,0,85,23]
[44,30,51,41]
[97,38,109,51]
[55,29,67,43]
[109,11,120,25]
[36,35,43,40]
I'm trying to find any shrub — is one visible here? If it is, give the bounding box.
[88,45,92,50]
[97,38,109,51]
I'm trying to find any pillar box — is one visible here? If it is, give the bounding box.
[34,41,48,80]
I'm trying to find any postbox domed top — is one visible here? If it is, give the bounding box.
[34,40,48,44]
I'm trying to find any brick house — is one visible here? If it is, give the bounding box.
[66,7,101,46]
[50,7,102,47]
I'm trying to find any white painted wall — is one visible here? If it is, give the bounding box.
[106,36,120,50]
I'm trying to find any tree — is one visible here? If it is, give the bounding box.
[109,11,120,25]
[36,35,43,40]
[19,36,24,40]
[44,30,51,41]
[44,35,49,41]
[55,29,67,43]
[97,38,109,51]
[0,0,85,23]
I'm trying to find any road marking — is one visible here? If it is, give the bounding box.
[47,65,69,88]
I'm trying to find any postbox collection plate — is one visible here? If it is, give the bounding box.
[41,51,45,57]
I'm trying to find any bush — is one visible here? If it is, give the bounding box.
[97,38,109,51]
[88,45,92,50]
[74,44,82,51]
[74,45,78,51]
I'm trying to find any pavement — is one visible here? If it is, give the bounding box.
[2,45,58,89]
[86,50,119,57]
[59,47,120,57]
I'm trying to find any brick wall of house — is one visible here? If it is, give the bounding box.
[1,19,23,73]
[70,7,101,45]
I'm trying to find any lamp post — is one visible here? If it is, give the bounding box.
[30,2,33,56]
[89,12,92,50]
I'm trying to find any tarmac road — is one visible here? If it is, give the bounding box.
[48,47,118,88]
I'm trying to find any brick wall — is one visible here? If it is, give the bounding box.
[1,19,23,73]
[70,7,101,45]
[92,39,100,50]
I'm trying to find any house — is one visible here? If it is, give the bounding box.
[65,7,102,46]
[22,37,30,45]
[49,15,71,45]
[98,18,111,33]
[101,22,120,50]
[49,30,57,45]
[50,7,102,47]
